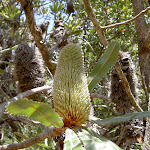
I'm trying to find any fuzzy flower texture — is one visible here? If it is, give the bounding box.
[53,43,91,127]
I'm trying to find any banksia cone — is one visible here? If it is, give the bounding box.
[53,43,91,127]
[110,51,137,114]
[50,19,69,49]
[67,1,75,14]
[14,42,45,100]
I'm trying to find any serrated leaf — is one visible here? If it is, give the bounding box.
[81,128,122,150]
[90,111,150,126]
[88,41,120,92]
[64,129,86,150]
[7,99,64,128]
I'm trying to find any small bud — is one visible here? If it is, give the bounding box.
[67,1,75,14]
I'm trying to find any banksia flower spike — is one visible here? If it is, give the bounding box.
[53,43,91,127]
[14,42,45,100]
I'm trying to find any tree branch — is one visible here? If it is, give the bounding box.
[0,127,65,150]
[90,93,111,102]
[0,87,9,100]
[116,125,144,145]
[102,6,150,30]
[83,0,108,47]
[16,0,55,75]
[115,62,143,112]
[0,85,51,118]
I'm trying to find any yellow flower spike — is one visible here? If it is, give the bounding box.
[53,43,91,127]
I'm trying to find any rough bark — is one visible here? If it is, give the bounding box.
[132,0,150,149]
[17,0,55,75]
[133,0,150,91]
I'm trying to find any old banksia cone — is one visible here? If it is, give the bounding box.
[53,43,91,127]
[14,42,45,100]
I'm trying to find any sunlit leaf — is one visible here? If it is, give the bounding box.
[50,5,54,13]
[88,41,120,92]
[64,128,122,150]
[14,132,28,140]
[0,12,9,19]
[7,98,64,128]
[64,129,86,150]
[81,128,122,150]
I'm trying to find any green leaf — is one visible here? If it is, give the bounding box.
[37,144,51,149]
[81,128,122,150]
[64,129,86,150]
[6,99,64,128]
[88,41,120,92]
[0,12,9,19]
[57,2,64,11]
[64,128,122,150]
[0,45,18,53]
[14,132,28,140]
[0,68,4,74]
[63,22,69,28]
[50,5,54,13]
[90,111,150,126]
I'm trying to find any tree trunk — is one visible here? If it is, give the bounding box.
[132,0,150,149]
[132,0,150,91]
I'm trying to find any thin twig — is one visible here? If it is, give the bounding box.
[90,93,111,102]
[83,0,107,47]
[116,125,144,145]
[115,62,143,112]
[0,87,9,100]
[0,85,51,118]
[0,127,65,150]
[102,6,150,30]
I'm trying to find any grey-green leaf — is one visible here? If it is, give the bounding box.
[81,128,122,150]
[6,98,64,128]
[64,129,86,150]
[64,128,122,150]
[90,111,150,126]
[88,41,120,92]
